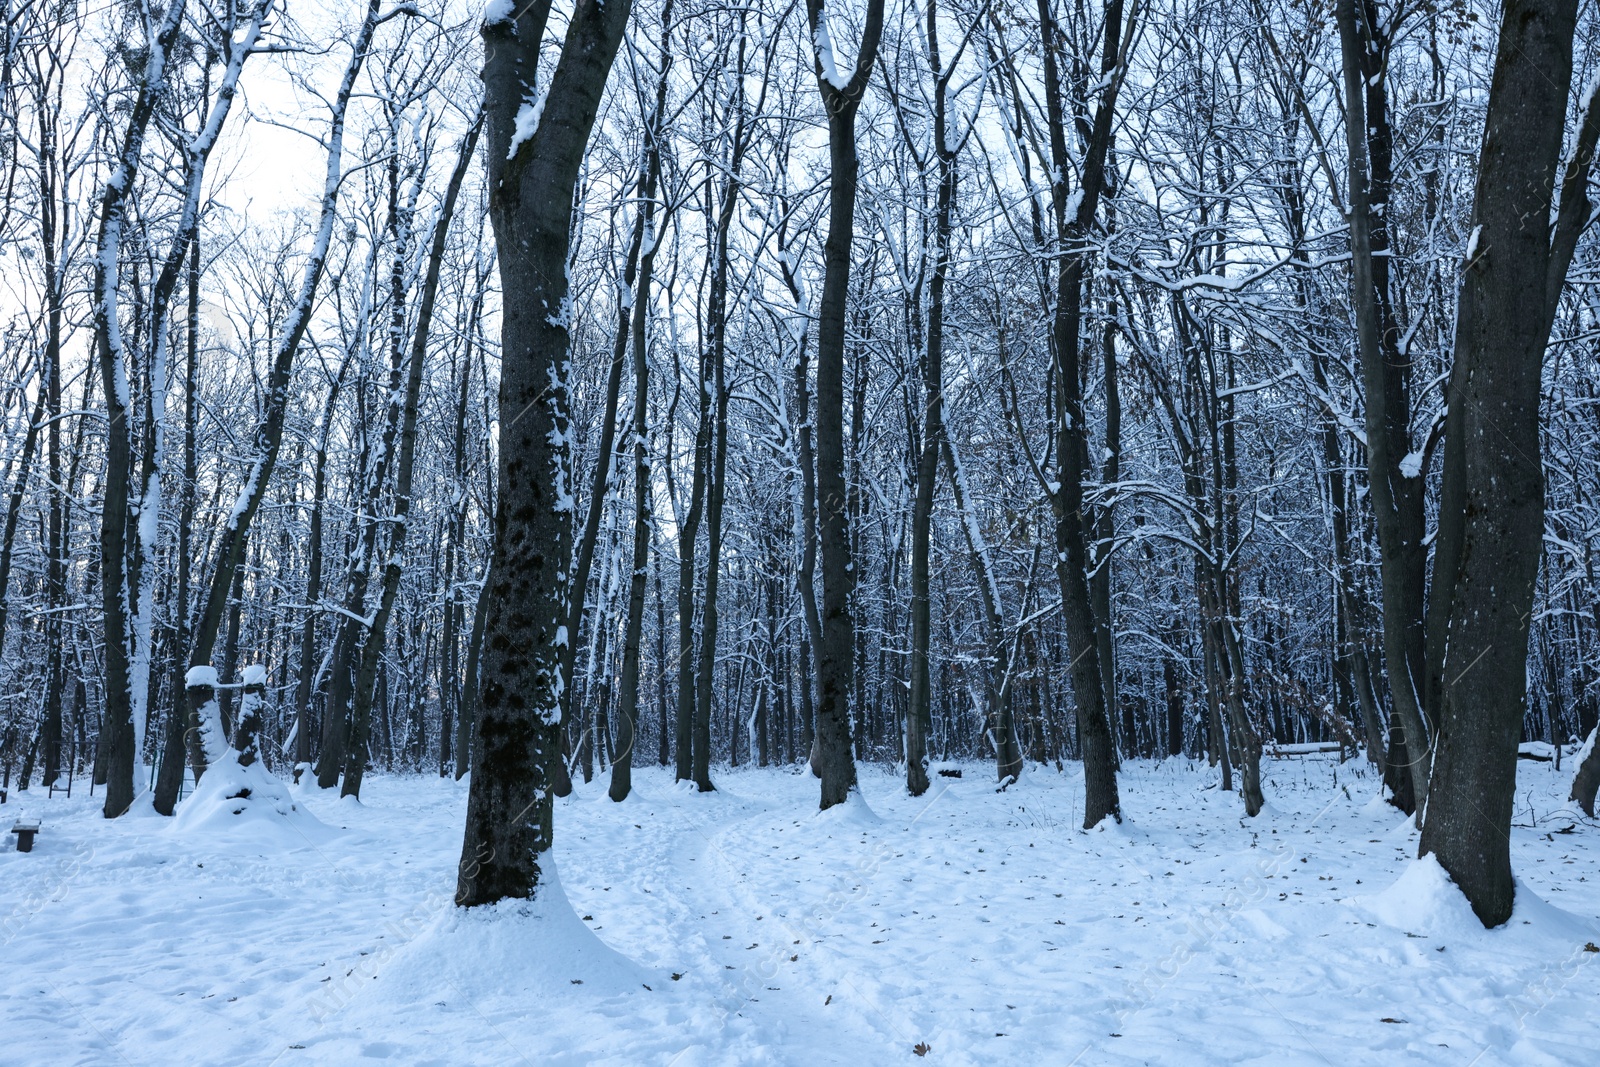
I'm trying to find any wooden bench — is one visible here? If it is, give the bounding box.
[10,820,39,853]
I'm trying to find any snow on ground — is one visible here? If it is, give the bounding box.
[1,755,1596,1066]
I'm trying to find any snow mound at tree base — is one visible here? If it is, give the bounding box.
[1365,855,1486,937]
[173,751,335,846]
[1366,854,1598,940]
[816,787,881,826]
[382,864,651,1001]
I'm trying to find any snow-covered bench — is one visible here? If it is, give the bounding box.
[10,820,39,852]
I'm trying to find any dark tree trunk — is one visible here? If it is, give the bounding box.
[787,272,820,770]
[92,0,189,818]
[693,32,756,792]
[674,362,711,783]
[903,0,967,798]
[609,333,651,801]
[1571,727,1600,817]
[1036,0,1128,827]
[803,0,884,809]
[1091,310,1120,759]
[457,0,632,908]
[1419,0,1592,928]
[1163,649,1184,758]
[288,366,345,781]
[39,197,67,790]
[611,10,675,801]
[154,236,203,813]
[1336,0,1427,813]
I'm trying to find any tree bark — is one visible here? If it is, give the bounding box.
[694,25,757,793]
[1570,727,1600,817]
[154,236,203,814]
[1335,0,1428,813]
[1036,0,1128,826]
[1419,0,1589,928]
[92,0,189,816]
[803,0,885,809]
[289,365,344,775]
[457,0,632,907]
[611,7,675,802]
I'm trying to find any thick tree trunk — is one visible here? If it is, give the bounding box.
[812,116,862,810]
[1570,727,1600,817]
[1418,0,1588,928]
[457,0,632,907]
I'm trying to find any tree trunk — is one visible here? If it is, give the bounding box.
[287,365,344,781]
[674,362,711,783]
[803,0,884,809]
[1163,645,1184,757]
[454,567,489,781]
[457,0,632,907]
[694,41,753,792]
[1570,727,1600,817]
[1036,0,1129,827]
[154,236,203,813]
[1091,311,1120,759]
[790,285,821,771]
[1419,0,1590,928]
[1335,0,1428,814]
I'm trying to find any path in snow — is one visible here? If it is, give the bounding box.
[1,756,1595,1065]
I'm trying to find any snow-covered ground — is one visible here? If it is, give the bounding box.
[2,755,1595,1066]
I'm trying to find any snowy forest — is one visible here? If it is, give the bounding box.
[2,0,1599,1061]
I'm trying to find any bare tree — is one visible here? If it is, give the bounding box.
[456,0,635,907]
[803,0,886,810]
[1419,0,1598,927]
